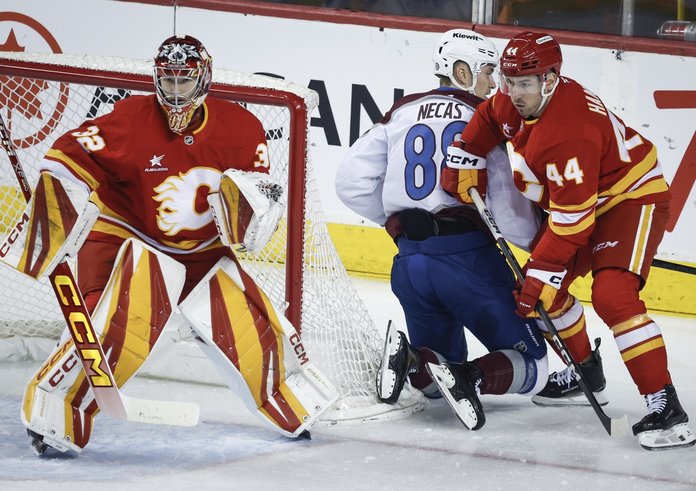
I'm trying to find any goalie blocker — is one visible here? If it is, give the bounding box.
[0,171,98,279]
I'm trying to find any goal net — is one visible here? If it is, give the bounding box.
[0,52,423,424]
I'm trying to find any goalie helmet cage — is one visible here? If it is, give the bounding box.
[0,52,423,424]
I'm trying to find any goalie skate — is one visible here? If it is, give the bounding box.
[426,362,485,431]
[376,322,418,404]
[27,429,72,456]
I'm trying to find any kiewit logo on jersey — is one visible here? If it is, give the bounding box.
[145,154,169,172]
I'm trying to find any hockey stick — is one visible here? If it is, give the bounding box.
[652,258,696,276]
[468,187,629,438]
[0,114,198,427]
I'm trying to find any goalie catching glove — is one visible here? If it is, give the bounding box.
[441,140,487,203]
[514,260,567,317]
[208,169,284,254]
[0,171,98,279]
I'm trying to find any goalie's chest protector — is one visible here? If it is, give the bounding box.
[83,95,268,249]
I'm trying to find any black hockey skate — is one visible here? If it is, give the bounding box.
[632,384,696,451]
[27,428,72,456]
[426,361,485,431]
[26,428,66,457]
[532,338,608,407]
[376,322,419,404]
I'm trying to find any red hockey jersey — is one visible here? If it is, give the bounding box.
[460,77,670,265]
[41,94,269,254]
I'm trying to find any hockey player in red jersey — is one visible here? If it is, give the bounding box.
[439,31,694,451]
[8,35,337,456]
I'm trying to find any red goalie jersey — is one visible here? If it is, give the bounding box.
[41,94,269,254]
[460,77,670,265]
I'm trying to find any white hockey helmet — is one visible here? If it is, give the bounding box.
[433,29,499,94]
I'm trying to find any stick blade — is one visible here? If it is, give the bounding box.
[608,414,630,438]
[122,395,200,427]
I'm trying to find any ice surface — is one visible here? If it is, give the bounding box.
[1,276,695,490]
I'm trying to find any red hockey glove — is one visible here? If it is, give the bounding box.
[513,260,567,317]
[441,140,487,204]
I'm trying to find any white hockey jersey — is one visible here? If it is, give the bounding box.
[336,87,540,250]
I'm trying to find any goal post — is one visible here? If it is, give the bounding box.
[0,52,424,424]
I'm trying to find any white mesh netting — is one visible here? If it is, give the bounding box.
[0,52,423,423]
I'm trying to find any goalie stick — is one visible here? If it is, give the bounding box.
[467,187,629,438]
[0,114,198,427]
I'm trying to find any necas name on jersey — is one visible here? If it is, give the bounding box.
[416,101,465,121]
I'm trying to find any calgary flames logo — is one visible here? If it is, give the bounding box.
[0,13,69,148]
[153,167,222,236]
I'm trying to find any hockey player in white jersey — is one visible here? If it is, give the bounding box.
[335,29,548,431]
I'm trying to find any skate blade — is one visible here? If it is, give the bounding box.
[426,363,480,431]
[376,327,403,402]
[637,422,696,451]
[377,369,398,401]
[532,390,609,407]
[30,439,48,457]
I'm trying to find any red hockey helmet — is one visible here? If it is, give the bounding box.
[500,31,562,77]
[154,35,212,133]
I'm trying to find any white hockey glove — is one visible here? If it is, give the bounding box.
[0,171,98,279]
[208,169,284,254]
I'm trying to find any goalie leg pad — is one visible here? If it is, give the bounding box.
[179,257,338,437]
[22,238,186,451]
[207,169,284,253]
[0,171,98,279]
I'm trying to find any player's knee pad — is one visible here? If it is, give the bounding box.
[592,268,646,326]
[0,171,98,279]
[534,295,591,361]
[534,295,585,339]
[178,257,338,437]
[22,238,186,451]
[475,350,548,396]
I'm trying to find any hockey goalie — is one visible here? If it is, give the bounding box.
[0,34,337,455]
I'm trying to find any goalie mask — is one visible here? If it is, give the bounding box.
[154,35,212,134]
[433,29,499,94]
